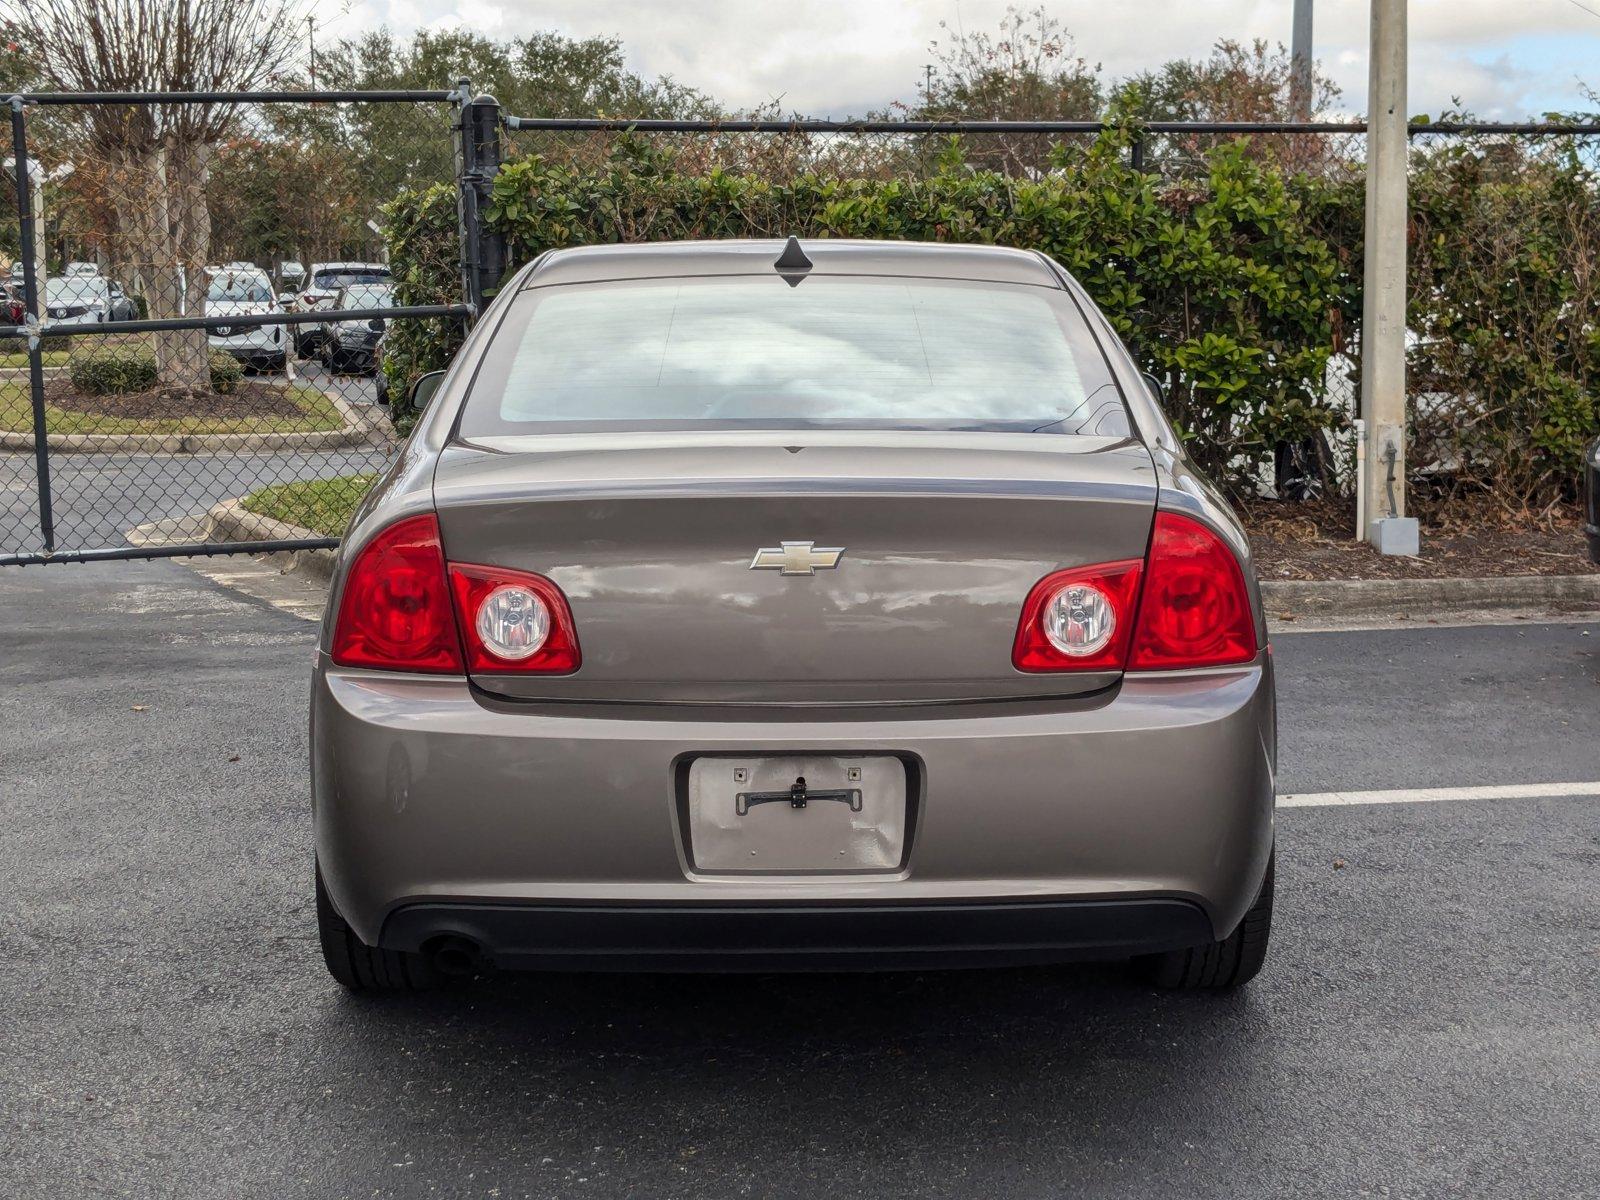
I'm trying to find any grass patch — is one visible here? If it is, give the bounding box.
[0,379,345,435]
[0,350,70,368]
[241,474,376,537]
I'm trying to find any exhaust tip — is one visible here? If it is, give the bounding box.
[425,934,484,978]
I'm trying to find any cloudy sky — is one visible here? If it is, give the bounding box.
[328,0,1600,120]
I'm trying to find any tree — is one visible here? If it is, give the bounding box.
[2,0,305,392]
[1112,39,1345,178]
[1115,38,1340,123]
[896,5,1103,176]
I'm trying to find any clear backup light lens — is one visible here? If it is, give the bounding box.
[1043,582,1115,656]
[474,584,550,661]
[448,563,582,674]
[1012,560,1143,672]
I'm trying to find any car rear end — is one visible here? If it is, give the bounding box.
[294,263,390,356]
[311,241,1275,986]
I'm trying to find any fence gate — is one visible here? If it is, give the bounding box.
[0,86,491,566]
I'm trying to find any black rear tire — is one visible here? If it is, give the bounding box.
[316,866,439,992]
[1133,852,1274,990]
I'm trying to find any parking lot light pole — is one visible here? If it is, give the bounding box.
[1360,0,1418,554]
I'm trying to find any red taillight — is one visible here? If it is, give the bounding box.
[1013,512,1257,674]
[330,514,463,673]
[448,563,581,674]
[1127,511,1257,670]
[1012,560,1143,672]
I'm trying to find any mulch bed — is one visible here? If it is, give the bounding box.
[45,377,307,420]
[1243,498,1597,581]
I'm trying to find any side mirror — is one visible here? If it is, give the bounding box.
[1141,372,1166,404]
[408,370,446,413]
[368,317,386,333]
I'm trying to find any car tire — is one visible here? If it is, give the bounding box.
[316,865,439,992]
[1133,851,1273,990]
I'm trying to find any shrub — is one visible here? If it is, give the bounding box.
[379,183,465,440]
[208,351,243,394]
[384,127,1600,508]
[69,345,247,395]
[69,347,158,394]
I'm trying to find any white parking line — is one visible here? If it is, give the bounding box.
[1280,782,1600,808]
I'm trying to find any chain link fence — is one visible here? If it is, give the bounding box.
[0,88,474,565]
[3,101,1597,565]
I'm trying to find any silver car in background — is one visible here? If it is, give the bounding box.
[316,282,393,375]
[312,239,1276,994]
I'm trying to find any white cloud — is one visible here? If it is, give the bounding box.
[333,0,1600,119]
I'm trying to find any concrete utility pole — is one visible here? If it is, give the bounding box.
[1360,0,1417,554]
[1290,0,1314,120]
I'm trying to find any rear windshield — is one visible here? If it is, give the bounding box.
[458,276,1130,437]
[312,268,389,289]
[338,285,393,310]
[207,275,272,302]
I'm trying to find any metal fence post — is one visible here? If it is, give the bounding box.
[452,80,506,318]
[9,95,53,554]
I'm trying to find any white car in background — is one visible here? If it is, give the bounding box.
[44,276,136,326]
[291,262,390,358]
[205,268,286,372]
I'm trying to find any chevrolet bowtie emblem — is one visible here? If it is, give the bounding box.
[749,541,845,576]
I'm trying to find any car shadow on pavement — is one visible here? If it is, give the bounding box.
[304,963,1275,1184]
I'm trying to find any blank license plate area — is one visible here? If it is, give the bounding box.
[686,756,907,873]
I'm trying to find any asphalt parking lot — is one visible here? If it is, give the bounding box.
[3,561,1597,1199]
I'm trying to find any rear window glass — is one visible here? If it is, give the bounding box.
[458,276,1130,437]
[338,285,393,309]
[313,268,389,288]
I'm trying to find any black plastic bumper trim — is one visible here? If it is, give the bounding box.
[379,897,1215,972]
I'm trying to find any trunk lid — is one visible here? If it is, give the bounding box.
[432,432,1156,704]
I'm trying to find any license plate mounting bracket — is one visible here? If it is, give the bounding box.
[735,775,863,816]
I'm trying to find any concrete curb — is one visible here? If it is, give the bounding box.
[0,386,394,455]
[1260,573,1600,618]
[205,499,337,581]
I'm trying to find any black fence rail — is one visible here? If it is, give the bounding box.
[0,87,483,566]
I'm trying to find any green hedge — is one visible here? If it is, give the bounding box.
[69,346,245,396]
[383,128,1600,508]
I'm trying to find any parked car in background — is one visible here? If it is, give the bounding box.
[1585,436,1599,564]
[43,276,135,326]
[205,267,286,372]
[312,238,1276,996]
[291,262,390,358]
[277,261,305,297]
[317,282,392,375]
[3,278,25,324]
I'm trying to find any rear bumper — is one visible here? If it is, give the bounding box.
[312,659,1277,955]
[381,898,1215,972]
